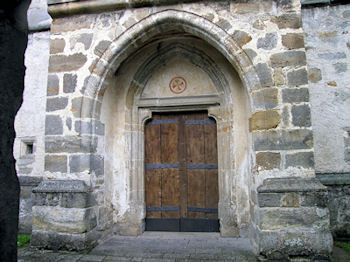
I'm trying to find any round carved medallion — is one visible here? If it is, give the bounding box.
[169,76,187,94]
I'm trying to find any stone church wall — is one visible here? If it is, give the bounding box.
[13,0,350,258]
[302,2,350,239]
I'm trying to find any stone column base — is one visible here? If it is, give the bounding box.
[253,177,333,261]
[31,180,100,251]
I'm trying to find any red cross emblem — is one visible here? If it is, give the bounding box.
[169,76,187,94]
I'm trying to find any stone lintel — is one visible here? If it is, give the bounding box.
[33,180,90,193]
[316,173,350,185]
[258,177,327,193]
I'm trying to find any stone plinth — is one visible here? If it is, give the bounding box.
[317,173,350,240]
[31,180,98,251]
[18,176,43,234]
[253,177,333,261]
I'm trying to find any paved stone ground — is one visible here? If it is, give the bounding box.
[18,232,257,262]
[17,232,350,261]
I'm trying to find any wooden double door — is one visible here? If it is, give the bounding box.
[145,111,219,232]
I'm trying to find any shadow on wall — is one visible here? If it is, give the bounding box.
[0,0,30,261]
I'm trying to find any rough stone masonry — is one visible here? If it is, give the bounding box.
[14,0,350,261]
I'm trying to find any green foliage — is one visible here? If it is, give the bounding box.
[17,234,30,247]
[335,241,350,254]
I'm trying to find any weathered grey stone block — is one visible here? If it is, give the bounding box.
[258,177,327,193]
[44,155,67,173]
[282,33,304,49]
[287,68,308,86]
[257,33,277,50]
[252,88,278,110]
[46,97,68,112]
[69,154,104,177]
[71,97,101,118]
[256,152,280,170]
[18,176,43,234]
[69,154,90,173]
[300,191,328,208]
[258,193,282,208]
[282,106,290,126]
[272,13,302,29]
[50,38,65,54]
[94,40,111,57]
[47,74,59,96]
[273,67,285,86]
[45,115,63,135]
[32,206,96,233]
[233,30,252,47]
[250,110,280,131]
[32,192,60,207]
[45,135,97,153]
[257,230,332,260]
[253,130,313,151]
[91,155,104,177]
[63,73,77,93]
[255,63,273,87]
[317,173,350,239]
[75,120,105,135]
[19,176,43,187]
[270,51,306,68]
[282,88,309,103]
[34,179,90,193]
[217,18,232,31]
[31,229,98,251]
[33,179,92,208]
[16,156,35,175]
[60,192,92,208]
[286,151,314,169]
[255,177,332,260]
[33,192,91,209]
[243,48,257,60]
[291,104,311,127]
[75,33,93,50]
[259,207,329,231]
[260,192,302,208]
[51,15,94,33]
[49,53,87,72]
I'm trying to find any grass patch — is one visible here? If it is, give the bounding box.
[335,241,350,254]
[17,234,30,247]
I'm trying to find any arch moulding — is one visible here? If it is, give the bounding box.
[81,9,260,237]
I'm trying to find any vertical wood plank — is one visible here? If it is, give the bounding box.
[160,114,180,218]
[204,117,218,219]
[185,112,206,219]
[145,115,161,218]
[179,115,187,218]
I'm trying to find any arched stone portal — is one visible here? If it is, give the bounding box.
[100,36,251,237]
[75,10,259,239]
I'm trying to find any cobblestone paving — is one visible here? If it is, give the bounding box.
[18,232,257,262]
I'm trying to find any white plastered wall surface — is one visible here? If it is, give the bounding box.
[14,0,52,177]
[302,4,350,173]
